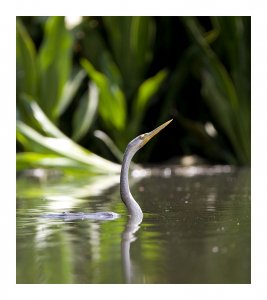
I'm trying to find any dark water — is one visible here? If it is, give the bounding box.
[16,166,250,284]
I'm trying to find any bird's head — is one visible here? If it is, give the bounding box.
[127,119,173,153]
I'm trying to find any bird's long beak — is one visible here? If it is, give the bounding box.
[142,119,173,146]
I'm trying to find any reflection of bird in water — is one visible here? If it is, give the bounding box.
[43,120,172,221]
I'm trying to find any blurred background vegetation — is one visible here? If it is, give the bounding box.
[16,16,251,174]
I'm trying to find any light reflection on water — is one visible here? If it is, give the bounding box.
[16,166,250,284]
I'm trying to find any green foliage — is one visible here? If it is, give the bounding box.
[130,69,167,136]
[71,82,99,142]
[103,16,155,95]
[56,69,87,118]
[16,99,120,173]
[82,58,167,148]
[180,17,250,164]
[80,17,167,149]
[37,17,73,120]
[17,17,115,173]
[81,58,126,132]
[17,16,251,170]
[16,19,37,97]
[17,17,79,127]
[16,16,168,172]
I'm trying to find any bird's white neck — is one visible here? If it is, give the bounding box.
[120,146,143,219]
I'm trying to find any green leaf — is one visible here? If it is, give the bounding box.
[100,51,122,87]
[17,121,121,174]
[81,58,126,130]
[16,19,37,98]
[37,16,73,120]
[20,95,66,138]
[181,16,250,164]
[182,17,239,110]
[201,70,247,164]
[94,130,124,163]
[130,69,168,135]
[130,17,155,73]
[157,47,196,125]
[72,82,99,141]
[103,17,155,95]
[55,69,86,117]
[16,152,87,171]
[133,69,167,115]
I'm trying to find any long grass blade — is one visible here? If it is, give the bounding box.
[16,152,87,171]
[20,95,66,138]
[55,69,86,117]
[72,82,99,141]
[16,19,37,98]
[81,58,126,131]
[130,69,167,135]
[37,16,73,120]
[17,121,121,173]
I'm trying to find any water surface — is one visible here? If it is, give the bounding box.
[16,166,250,283]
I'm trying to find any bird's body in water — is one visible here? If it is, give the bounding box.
[43,211,119,221]
[43,120,172,221]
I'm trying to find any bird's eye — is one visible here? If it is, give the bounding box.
[140,134,146,140]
